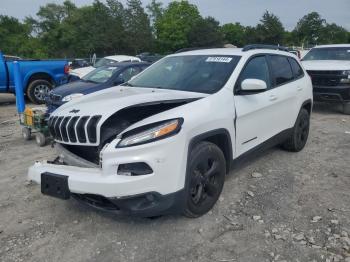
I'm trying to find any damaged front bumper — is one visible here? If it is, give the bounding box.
[27,135,188,216]
[27,161,185,216]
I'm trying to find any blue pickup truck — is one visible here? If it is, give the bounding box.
[0,52,68,104]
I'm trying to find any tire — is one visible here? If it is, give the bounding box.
[35,133,46,147]
[343,103,350,115]
[26,79,53,104]
[22,127,31,140]
[183,141,226,218]
[282,108,310,152]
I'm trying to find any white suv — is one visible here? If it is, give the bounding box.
[301,44,350,114]
[28,45,313,218]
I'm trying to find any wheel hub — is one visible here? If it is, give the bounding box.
[34,84,50,101]
[190,158,220,205]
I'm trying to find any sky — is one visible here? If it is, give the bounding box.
[0,0,349,31]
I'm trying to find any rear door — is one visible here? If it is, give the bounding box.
[267,55,300,131]
[234,55,279,156]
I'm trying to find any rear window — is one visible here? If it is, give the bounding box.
[269,55,294,86]
[95,58,119,67]
[288,58,304,79]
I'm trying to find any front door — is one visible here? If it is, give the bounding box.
[234,55,279,156]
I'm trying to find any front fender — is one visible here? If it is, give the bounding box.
[22,70,56,90]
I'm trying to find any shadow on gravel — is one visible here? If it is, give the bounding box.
[229,147,276,175]
[66,195,182,223]
[312,102,344,115]
[0,98,15,106]
[0,94,34,106]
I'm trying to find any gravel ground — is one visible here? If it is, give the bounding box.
[0,93,349,262]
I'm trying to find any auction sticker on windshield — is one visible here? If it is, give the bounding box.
[206,57,233,63]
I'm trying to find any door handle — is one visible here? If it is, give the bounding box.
[297,86,303,91]
[269,95,278,101]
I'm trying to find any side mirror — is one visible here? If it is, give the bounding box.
[241,79,267,92]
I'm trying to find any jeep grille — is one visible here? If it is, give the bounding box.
[48,115,102,144]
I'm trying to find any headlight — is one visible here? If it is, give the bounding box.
[341,70,350,76]
[62,93,84,102]
[340,70,350,84]
[117,118,183,148]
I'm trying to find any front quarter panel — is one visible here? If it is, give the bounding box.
[106,89,236,195]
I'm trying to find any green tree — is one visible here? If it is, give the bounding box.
[187,16,223,48]
[28,0,77,57]
[155,0,201,52]
[0,15,46,57]
[322,23,349,44]
[255,11,285,44]
[124,0,153,54]
[293,12,326,46]
[243,26,259,45]
[146,0,164,27]
[221,22,246,47]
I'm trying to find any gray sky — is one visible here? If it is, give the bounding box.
[1,0,349,31]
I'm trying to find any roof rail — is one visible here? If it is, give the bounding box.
[242,44,289,52]
[174,46,221,54]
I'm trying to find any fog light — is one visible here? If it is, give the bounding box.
[117,162,153,176]
[340,78,350,84]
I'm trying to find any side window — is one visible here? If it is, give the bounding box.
[288,57,304,79]
[237,56,270,89]
[119,66,141,82]
[269,55,294,86]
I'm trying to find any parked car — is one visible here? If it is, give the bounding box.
[70,55,141,79]
[69,59,90,69]
[302,44,350,114]
[288,49,301,59]
[0,52,69,104]
[136,52,164,63]
[46,62,150,113]
[28,45,312,218]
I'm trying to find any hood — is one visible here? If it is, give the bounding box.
[70,66,95,78]
[53,86,207,119]
[51,80,100,98]
[51,86,207,146]
[302,60,350,71]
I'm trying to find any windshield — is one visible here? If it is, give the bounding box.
[127,55,241,94]
[82,66,118,83]
[94,58,119,67]
[303,47,350,61]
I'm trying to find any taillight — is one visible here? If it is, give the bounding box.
[64,64,69,74]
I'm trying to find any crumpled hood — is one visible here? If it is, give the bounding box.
[70,66,95,78]
[302,60,350,71]
[53,86,208,120]
[50,86,208,146]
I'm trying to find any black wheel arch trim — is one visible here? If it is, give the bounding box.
[180,128,233,214]
[186,128,233,179]
[301,98,313,114]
